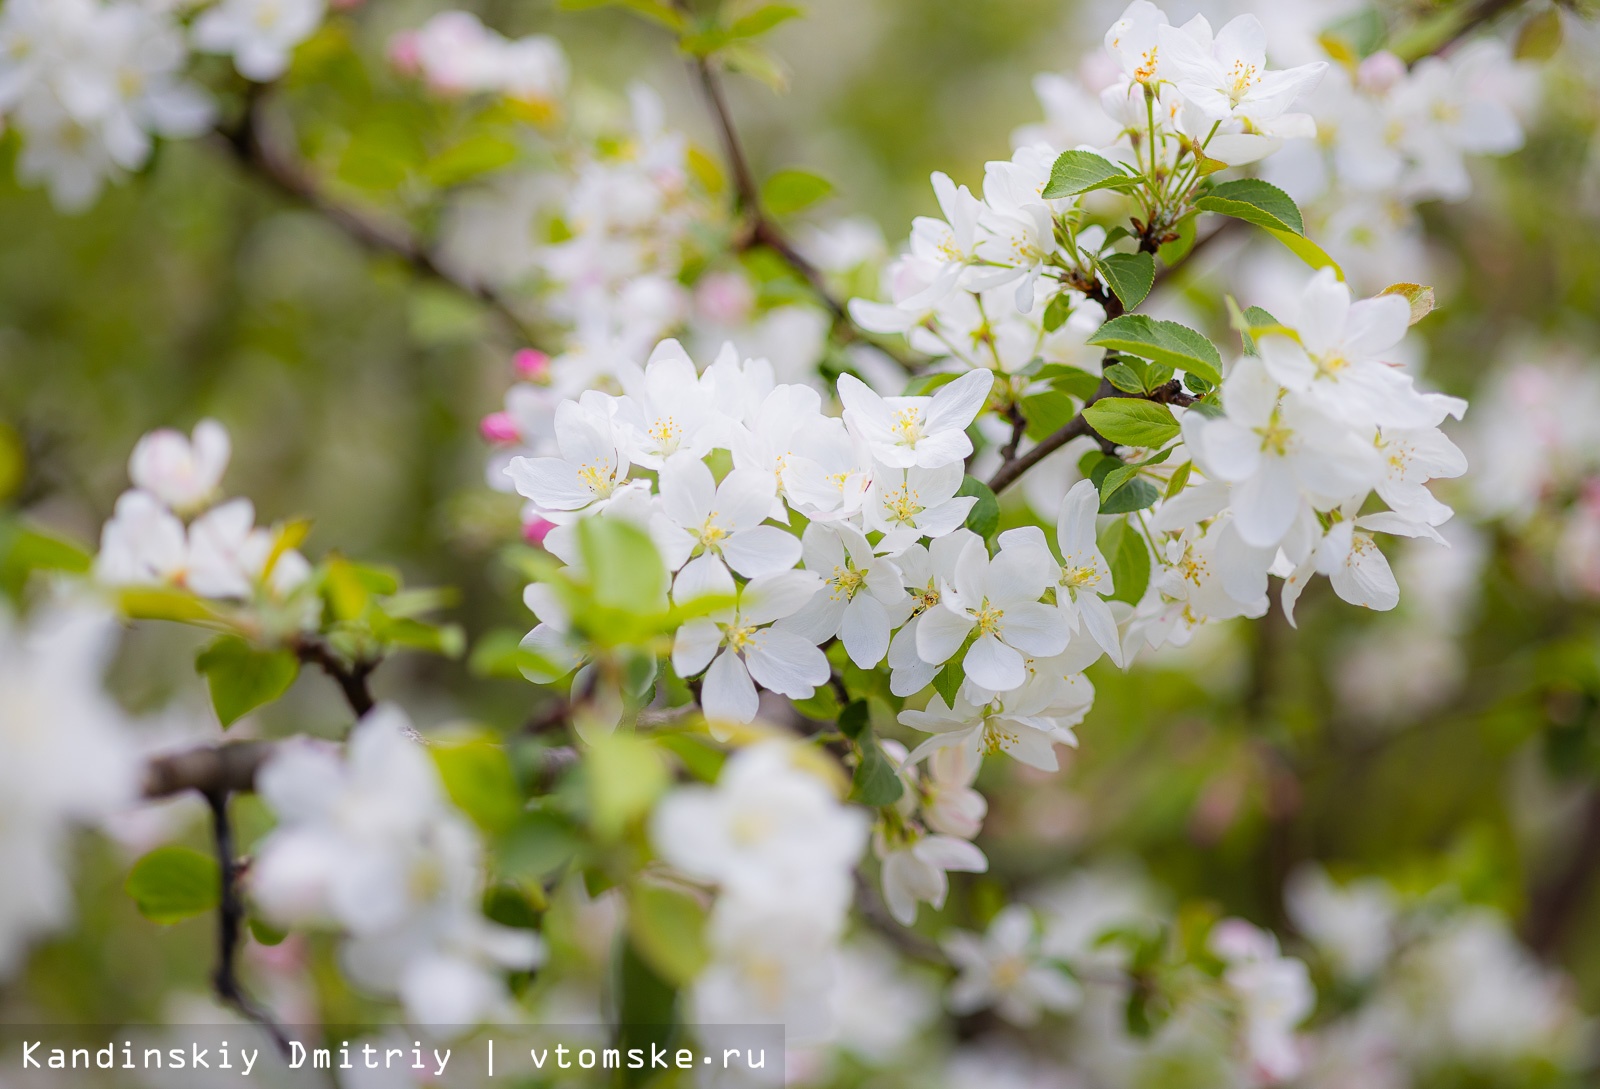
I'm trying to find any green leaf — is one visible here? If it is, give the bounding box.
[432,739,522,834]
[1042,151,1126,199]
[1516,6,1563,60]
[1087,315,1223,386]
[957,476,999,540]
[1157,211,1198,267]
[850,733,905,807]
[424,133,521,188]
[372,615,465,658]
[1103,362,1144,394]
[1097,519,1151,606]
[248,917,287,947]
[1020,391,1082,441]
[1037,364,1102,400]
[1042,292,1075,333]
[1195,178,1305,234]
[194,636,299,729]
[728,2,805,40]
[901,371,960,396]
[761,169,833,216]
[0,519,91,599]
[1099,476,1158,514]
[586,732,669,840]
[499,810,582,882]
[934,658,964,707]
[838,699,870,741]
[1165,460,1192,499]
[1082,399,1180,449]
[629,882,710,986]
[125,847,219,925]
[1264,226,1345,281]
[793,686,844,722]
[614,939,681,1084]
[577,517,667,612]
[1099,252,1155,311]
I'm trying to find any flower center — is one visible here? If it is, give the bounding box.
[882,483,924,526]
[578,461,618,497]
[830,564,866,600]
[1134,47,1159,83]
[647,415,681,452]
[981,716,1019,755]
[1226,60,1260,104]
[892,407,924,446]
[974,601,1005,637]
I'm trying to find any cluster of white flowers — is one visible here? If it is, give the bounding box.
[0,601,139,978]
[1017,2,1537,291]
[94,419,311,605]
[250,706,544,1026]
[0,0,327,211]
[1289,866,1590,1082]
[650,742,868,1043]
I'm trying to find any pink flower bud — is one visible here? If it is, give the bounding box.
[388,32,421,75]
[523,517,556,546]
[514,348,551,381]
[479,411,520,444]
[1357,51,1407,95]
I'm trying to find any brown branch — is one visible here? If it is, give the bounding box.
[144,741,274,800]
[291,635,377,718]
[204,790,293,1059]
[1524,788,1600,958]
[986,378,1113,494]
[218,93,538,345]
[680,50,919,370]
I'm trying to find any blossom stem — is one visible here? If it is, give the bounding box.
[291,634,378,718]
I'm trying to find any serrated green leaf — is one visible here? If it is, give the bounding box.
[125,847,219,925]
[1042,150,1126,199]
[1195,178,1305,234]
[1097,519,1151,605]
[1088,315,1222,386]
[1083,399,1180,449]
[1103,363,1144,393]
[1099,252,1155,310]
[1037,364,1102,400]
[1100,477,1158,514]
[433,738,522,834]
[957,476,999,539]
[194,636,299,729]
[1165,460,1192,499]
[761,169,833,216]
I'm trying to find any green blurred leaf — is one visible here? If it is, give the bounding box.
[424,133,521,188]
[1020,390,1082,441]
[194,636,299,729]
[499,810,582,882]
[433,738,522,833]
[629,882,710,986]
[934,658,964,707]
[587,732,669,840]
[762,169,833,216]
[125,847,219,925]
[578,517,668,613]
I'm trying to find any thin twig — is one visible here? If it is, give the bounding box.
[986,379,1113,494]
[679,49,919,369]
[218,93,538,345]
[204,790,294,1060]
[144,741,273,800]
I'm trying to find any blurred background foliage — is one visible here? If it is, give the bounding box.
[6,0,1600,1062]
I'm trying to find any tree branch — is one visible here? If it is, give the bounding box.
[204,789,293,1059]
[291,634,377,718]
[144,741,273,800]
[679,50,919,370]
[218,93,539,345]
